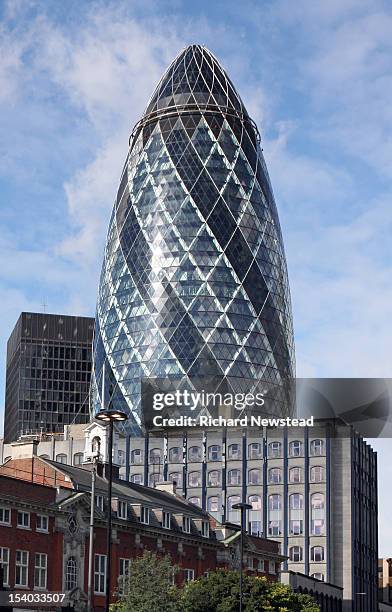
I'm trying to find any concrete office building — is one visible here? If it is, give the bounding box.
[4,312,94,442]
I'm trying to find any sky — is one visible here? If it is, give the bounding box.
[0,0,391,552]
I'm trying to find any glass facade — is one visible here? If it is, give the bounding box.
[92,45,294,432]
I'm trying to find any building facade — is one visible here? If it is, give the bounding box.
[91,44,295,434]
[4,312,94,442]
[379,558,392,605]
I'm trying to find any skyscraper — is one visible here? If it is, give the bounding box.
[4,312,94,442]
[92,44,295,432]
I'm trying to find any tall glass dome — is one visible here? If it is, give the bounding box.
[92,45,295,434]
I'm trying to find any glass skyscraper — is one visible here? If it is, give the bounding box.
[92,45,295,433]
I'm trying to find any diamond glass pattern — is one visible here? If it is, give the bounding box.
[91,45,295,434]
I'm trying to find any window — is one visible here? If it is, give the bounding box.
[201,521,209,538]
[310,466,324,482]
[228,469,241,485]
[311,493,325,535]
[92,437,101,455]
[36,514,49,532]
[311,546,325,562]
[188,496,201,507]
[268,494,281,536]
[290,493,304,510]
[228,443,241,459]
[184,569,194,582]
[150,448,161,465]
[56,453,67,464]
[311,573,325,581]
[0,507,10,525]
[248,442,262,459]
[207,496,219,513]
[131,473,143,484]
[169,472,182,487]
[118,501,128,519]
[149,472,163,487]
[188,446,202,461]
[289,493,304,535]
[289,440,303,457]
[269,467,281,484]
[73,452,83,466]
[269,561,276,574]
[248,495,262,536]
[66,557,78,591]
[95,495,104,511]
[183,516,191,533]
[248,495,262,510]
[227,495,240,512]
[131,449,143,464]
[188,471,201,487]
[289,467,302,483]
[208,445,221,461]
[248,469,261,485]
[268,441,282,458]
[162,511,171,529]
[289,546,303,562]
[258,559,265,573]
[169,447,181,462]
[118,450,125,466]
[0,548,9,586]
[208,470,220,487]
[15,550,29,587]
[268,494,281,511]
[94,554,107,594]
[249,521,262,536]
[34,553,47,589]
[247,556,254,570]
[17,511,30,529]
[119,558,131,595]
[141,507,150,525]
[310,439,324,456]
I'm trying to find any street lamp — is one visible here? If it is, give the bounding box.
[95,409,128,612]
[232,502,252,612]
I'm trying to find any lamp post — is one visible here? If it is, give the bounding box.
[232,502,252,612]
[95,409,128,612]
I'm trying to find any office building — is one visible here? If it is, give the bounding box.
[4,312,94,442]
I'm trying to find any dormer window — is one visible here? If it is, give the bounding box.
[118,501,127,519]
[183,516,191,533]
[162,511,171,529]
[201,521,209,538]
[141,507,150,525]
[95,495,104,511]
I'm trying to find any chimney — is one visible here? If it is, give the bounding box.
[10,440,38,459]
[155,480,177,495]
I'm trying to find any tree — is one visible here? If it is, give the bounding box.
[180,570,320,612]
[110,550,180,612]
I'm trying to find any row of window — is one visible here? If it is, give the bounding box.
[0,508,48,532]
[289,545,325,563]
[131,440,325,464]
[0,549,47,589]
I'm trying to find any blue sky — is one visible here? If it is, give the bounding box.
[1,0,392,552]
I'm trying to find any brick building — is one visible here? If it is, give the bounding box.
[0,453,284,610]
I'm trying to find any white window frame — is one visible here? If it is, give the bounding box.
[118,501,128,519]
[131,449,143,464]
[162,511,171,529]
[15,550,29,587]
[0,507,10,526]
[34,552,47,590]
[131,473,143,484]
[0,547,9,586]
[118,558,131,595]
[36,514,49,533]
[183,516,191,533]
[247,556,254,570]
[95,495,104,511]
[65,557,78,591]
[257,558,265,573]
[140,506,150,525]
[201,521,209,538]
[17,510,30,529]
[269,560,276,574]
[184,568,195,582]
[94,554,107,594]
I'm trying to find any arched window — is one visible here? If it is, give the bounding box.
[149,473,163,487]
[268,441,282,458]
[207,496,219,513]
[289,493,304,535]
[149,448,161,465]
[169,447,181,462]
[269,467,281,484]
[188,496,200,507]
[311,493,325,535]
[248,469,261,485]
[228,469,241,485]
[248,443,262,459]
[310,439,324,456]
[208,445,221,461]
[248,495,262,536]
[289,546,303,562]
[227,495,241,523]
[73,453,83,466]
[56,453,67,464]
[248,495,262,510]
[268,494,282,536]
[188,471,201,487]
[208,470,220,487]
[289,467,302,483]
[310,466,324,482]
[66,557,77,591]
[169,471,182,487]
[311,573,325,581]
[131,449,142,465]
[289,440,303,457]
[130,473,142,484]
[228,444,241,460]
[311,546,325,562]
[188,446,202,461]
[92,437,101,455]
